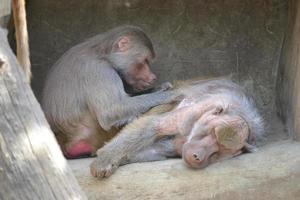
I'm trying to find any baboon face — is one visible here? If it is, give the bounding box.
[182,113,250,169]
[123,59,157,92]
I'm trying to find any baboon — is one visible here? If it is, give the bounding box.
[90,78,264,178]
[42,26,178,158]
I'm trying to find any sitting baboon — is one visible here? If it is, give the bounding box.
[42,26,178,158]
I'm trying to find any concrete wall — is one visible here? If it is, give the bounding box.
[276,0,300,140]
[26,0,287,125]
[0,0,11,27]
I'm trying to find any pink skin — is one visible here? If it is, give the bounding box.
[126,63,157,91]
[64,140,93,159]
[156,98,250,168]
[182,134,219,168]
[156,99,220,136]
[63,122,98,159]
[174,123,248,168]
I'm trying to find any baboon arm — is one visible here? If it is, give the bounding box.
[97,116,159,161]
[90,115,165,178]
[109,91,175,126]
[85,61,127,130]
[156,100,222,136]
[85,61,174,131]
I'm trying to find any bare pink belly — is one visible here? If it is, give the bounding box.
[64,140,93,159]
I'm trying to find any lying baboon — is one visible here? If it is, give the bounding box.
[90,78,264,178]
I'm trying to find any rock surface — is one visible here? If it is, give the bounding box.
[69,140,300,200]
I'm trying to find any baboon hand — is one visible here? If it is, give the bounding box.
[158,82,173,91]
[90,149,122,178]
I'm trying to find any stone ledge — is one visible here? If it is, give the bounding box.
[69,140,300,200]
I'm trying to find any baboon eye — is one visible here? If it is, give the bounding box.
[209,152,219,161]
[136,63,144,70]
[213,107,224,115]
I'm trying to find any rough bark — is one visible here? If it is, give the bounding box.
[0,28,87,200]
[12,0,31,82]
[276,0,300,140]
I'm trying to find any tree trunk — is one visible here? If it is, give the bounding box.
[0,28,87,200]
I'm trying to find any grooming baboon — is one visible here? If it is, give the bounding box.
[42,26,178,158]
[90,78,264,178]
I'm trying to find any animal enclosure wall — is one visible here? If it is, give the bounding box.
[26,0,289,142]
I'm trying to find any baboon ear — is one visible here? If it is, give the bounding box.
[215,126,241,149]
[117,36,130,52]
[243,131,258,153]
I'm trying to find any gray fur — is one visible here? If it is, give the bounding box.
[90,78,264,178]
[42,25,175,135]
[176,78,264,141]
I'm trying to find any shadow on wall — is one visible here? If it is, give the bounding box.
[26,0,287,116]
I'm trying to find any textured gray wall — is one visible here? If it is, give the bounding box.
[27,0,287,120]
[0,0,11,27]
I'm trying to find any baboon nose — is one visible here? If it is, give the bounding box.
[149,74,157,82]
[192,152,205,162]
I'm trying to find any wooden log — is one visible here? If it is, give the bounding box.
[0,28,87,200]
[12,0,31,82]
[276,0,300,140]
